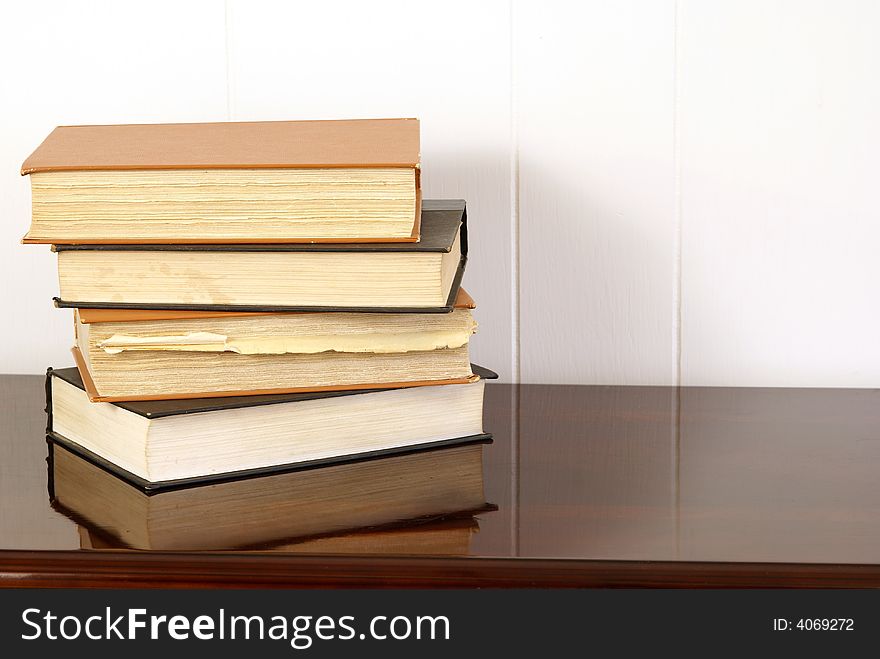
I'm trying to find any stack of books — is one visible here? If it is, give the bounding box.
[22,118,494,540]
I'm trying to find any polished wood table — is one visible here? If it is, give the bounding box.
[2,375,880,588]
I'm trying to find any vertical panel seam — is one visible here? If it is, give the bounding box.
[672,0,683,388]
[510,0,521,386]
[672,0,684,560]
[509,0,520,557]
[223,0,234,120]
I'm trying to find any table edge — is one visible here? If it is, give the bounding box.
[2,550,880,588]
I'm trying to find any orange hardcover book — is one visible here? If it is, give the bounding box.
[22,118,421,244]
[70,288,481,402]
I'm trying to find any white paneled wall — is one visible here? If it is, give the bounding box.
[0,0,228,374]
[679,0,880,386]
[2,0,880,387]
[517,1,677,385]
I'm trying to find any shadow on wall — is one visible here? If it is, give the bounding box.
[422,150,514,383]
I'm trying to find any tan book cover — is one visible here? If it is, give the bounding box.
[22,118,420,173]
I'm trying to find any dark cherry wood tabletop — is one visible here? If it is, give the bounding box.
[3,374,880,588]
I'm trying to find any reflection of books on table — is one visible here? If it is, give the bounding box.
[79,517,484,556]
[49,438,493,552]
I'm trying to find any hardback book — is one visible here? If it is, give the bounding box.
[72,288,478,401]
[46,366,495,484]
[22,118,421,244]
[48,438,491,551]
[77,517,483,555]
[53,200,466,312]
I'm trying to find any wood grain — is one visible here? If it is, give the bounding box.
[6,376,880,587]
[5,551,880,589]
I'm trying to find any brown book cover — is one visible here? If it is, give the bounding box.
[21,118,419,173]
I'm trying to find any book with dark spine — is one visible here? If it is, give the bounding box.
[46,366,496,487]
[53,201,467,313]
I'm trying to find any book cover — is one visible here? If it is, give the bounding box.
[22,119,422,244]
[47,363,498,414]
[23,118,420,173]
[54,200,467,313]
